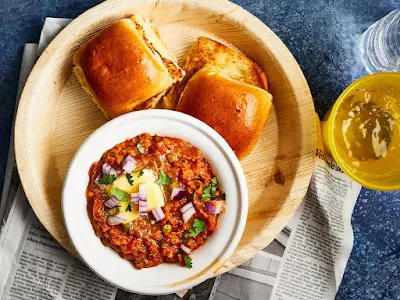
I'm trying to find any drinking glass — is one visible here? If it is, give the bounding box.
[359,10,400,73]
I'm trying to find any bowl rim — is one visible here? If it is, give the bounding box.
[325,72,400,191]
[61,109,248,294]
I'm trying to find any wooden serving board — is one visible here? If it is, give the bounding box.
[14,0,316,274]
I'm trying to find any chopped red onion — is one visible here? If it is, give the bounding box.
[152,207,165,222]
[152,209,160,220]
[182,207,196,223]
[102,163,117,176]
[122,155,136,173]
[139,184,147,201]
[138,184,148,216]
[205,201,226,215]
[131,192,139,204]
[102,163,111,174]
[180,202,194,214]
[139,208,148,217]
[95,175,107,190]
[107,213,126,226]
[180,244,191,254]
[104,197,119,208]
[116,170,122,176]
[170,188,186,200]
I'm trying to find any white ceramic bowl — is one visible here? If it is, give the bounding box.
[62,110,248,295]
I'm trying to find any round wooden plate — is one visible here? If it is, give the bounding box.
[15,0,316,274]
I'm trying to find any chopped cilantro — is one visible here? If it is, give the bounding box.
[211,177,217,193]
[125,203,132,212]
[108,205,120,215]
[182,233,188,243]
[137,143,146,153]
[138,170,144,177]
[188,218,206,237]
[183,255,192,269]
[98,174,116,185]
[154,170,172,185]
[190,192,195,200]
[202,186,212,200]
[202,177,218,200]
[126,173,134,185]
[110,187,129,201]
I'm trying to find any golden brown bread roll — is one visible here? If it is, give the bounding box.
[177,65,272,160]
[162,36,268,109]
[73,15,184,118]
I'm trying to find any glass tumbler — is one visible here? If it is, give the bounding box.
[359,10,400,73]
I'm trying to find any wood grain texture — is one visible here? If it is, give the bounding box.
[14,0,316,274]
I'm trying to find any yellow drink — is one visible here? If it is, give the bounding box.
[323,73,400,190]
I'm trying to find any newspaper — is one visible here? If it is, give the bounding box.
[0,18,362,300]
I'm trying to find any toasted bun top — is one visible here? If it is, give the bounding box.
[162,36,268,109]
[177,65,272,160]
[73,17,175,118]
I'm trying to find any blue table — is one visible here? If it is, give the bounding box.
[0,1,399,299]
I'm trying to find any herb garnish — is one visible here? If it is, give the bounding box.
[138,170,144,177]
[137,143,146,154]
[125,203,132,212]
[126,173,134,185]
[188,219,206,237]
[98,174,116,185]
[109,205,120,215]
[182,233,188,243]
[110,187,129,201]
[183,255,192,269]
[154,170,172,185]
[201,177,218,200]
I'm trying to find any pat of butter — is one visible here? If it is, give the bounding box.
[118,201,139,224]
[108,169,165,223]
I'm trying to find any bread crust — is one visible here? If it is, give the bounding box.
[177,65,272,160]
[162,37,268,109]
[73,17,184,118]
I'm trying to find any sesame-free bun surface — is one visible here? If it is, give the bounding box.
[177,65,272,160]
[162,37,268,109]
[73,16,184,118]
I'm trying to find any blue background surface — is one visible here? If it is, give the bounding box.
[0,0,399,299]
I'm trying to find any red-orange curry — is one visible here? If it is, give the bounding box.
[86,133,226,269]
